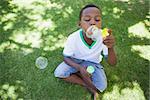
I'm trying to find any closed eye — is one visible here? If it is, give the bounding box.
[95,19,100,22]
[84,19,90,22]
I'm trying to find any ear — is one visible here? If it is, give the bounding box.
[78,21,81,27]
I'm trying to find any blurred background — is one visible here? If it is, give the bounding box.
[0,0,149,100]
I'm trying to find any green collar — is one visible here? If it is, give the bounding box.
[80,30,96,49]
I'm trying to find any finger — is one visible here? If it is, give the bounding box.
[103,41,115,46]
[104,42,115,47]
[106,34,114,39]
[104,38,115,42]
[103,39,115,44]
[103,38,114,42]
[104,37,115,43]
[84,70,92,77]
[104,33,113,38]
[83,73,91,78]
[108,29,112,35]
[87,74,91,78]
[104,40,115,45]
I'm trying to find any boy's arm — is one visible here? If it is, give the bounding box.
[108,47,117,65]
[103,30,117,65]
[63,57,82,71]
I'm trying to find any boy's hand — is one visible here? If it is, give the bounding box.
[79,67,91,78]
[103,29,115,48]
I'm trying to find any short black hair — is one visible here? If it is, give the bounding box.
[79,4,101,20]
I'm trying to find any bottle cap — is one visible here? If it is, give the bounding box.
[102,28,109,38]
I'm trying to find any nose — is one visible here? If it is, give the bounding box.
[90,18,96,25]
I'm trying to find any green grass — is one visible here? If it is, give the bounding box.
[0,0,149,100]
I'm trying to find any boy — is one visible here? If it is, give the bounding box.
[54,4,117,100]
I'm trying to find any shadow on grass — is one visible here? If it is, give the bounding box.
[0,0,149,100]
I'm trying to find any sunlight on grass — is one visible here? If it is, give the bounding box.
[102,82,145,100]
[5,0,69,52]
[1,13,17,21]
[11,0,62,31]
[10,31,42,48]
[131,45,150,61]
[128,21,150,39]
[144,19,150,27]
[11,0,36,8]
[0,81,24,100]
[34,19,56,31]
[102,6,125,18]
[112,7,125,19]
[3,22,14,31]
[8,30,67,52]
[114,0,130,2]
[43,34,67,51]
[21,48,33,56]
[1,13,17,31]
[0,29,66,54]
[1,0,69,54]
[63,6,73,18]
[0,41,19,53]
[0,40,33,55]
[11,0,63,9]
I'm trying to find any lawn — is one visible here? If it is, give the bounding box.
[0,0,149,100]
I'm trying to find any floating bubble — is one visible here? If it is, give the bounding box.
[35,56,48,69]
[86,66,95,74]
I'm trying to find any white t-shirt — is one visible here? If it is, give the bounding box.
[63,29,108,63]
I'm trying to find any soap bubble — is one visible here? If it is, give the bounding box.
[35,56,48,69]
[86,66,95,74]
[86,25,102,41]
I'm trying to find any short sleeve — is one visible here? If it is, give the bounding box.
[102,44,108,56]
[63,35,75,57]
[101,44,108,60]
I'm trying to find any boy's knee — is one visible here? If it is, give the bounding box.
[54,62,77,78]
[54,66,70,78]
[54,68,66,78]
[100,83,107,92]
[96,81,107,92]
[54,69,59,77]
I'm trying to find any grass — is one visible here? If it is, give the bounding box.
[0,0,149,100]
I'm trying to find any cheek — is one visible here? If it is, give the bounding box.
[81,22,90,31]
[96,22,102,28]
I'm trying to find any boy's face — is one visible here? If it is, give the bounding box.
[79,7,102,32]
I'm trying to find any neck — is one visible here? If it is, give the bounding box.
[82,31,93,45]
